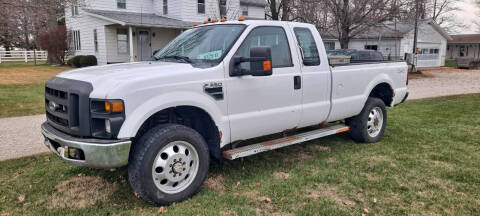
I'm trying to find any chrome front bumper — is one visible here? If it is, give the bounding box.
[41,122,131,169]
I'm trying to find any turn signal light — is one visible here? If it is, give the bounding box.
[238,16,245,21]
[263,60,272,71]
[105,101,124,113]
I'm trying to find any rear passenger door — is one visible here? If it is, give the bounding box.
[225,25,302,141]
[290,24,332,128]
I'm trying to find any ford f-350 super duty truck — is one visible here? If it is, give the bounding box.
[41,20,408,205]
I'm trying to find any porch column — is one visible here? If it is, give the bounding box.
[128,26,134,62]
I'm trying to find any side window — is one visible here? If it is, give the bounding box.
[294,27,320,66]
[234,26,293,69]
[117,0,126,9]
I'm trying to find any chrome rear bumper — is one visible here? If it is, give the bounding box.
[41,122,131,169]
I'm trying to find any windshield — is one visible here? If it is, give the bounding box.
[154,24,246,67]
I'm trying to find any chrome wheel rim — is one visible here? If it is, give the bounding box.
[367,107,384,138]
[152,141,199,194]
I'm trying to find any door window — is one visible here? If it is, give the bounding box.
[234,26,293,70]
[293,28,320,66]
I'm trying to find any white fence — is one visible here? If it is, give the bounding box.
[0,51,48,63]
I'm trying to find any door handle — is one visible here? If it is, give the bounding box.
[294,76,301,90]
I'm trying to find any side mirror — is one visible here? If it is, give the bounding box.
[230,46,273,77]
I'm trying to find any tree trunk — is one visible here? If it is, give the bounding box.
[46,1,61,65]
[269,0,279,20]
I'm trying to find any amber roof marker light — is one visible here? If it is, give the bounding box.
[221,17,227,22]
[238,16,245,21]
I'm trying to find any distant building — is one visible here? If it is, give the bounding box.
[322,20,452,67]
[65,0,266,65]
[447,34,480,60]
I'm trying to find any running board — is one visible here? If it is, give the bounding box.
[223,124,349,160]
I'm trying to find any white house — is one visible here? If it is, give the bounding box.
[65,0,266,65]
[322,20,452,67]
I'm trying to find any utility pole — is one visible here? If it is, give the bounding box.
[412,0,420,73]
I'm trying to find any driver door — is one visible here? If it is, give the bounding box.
[225,25,302,141]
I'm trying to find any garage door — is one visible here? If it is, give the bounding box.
[417,45,441,67]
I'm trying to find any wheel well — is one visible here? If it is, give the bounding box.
[134,106,221,160]
[369,83,394,106]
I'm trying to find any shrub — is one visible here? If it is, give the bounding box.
[71,56,83,68]
[79,55,98,67]
[68,55,97,68]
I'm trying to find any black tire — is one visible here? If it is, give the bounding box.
[350,97,387,143]
[128,124,210,206]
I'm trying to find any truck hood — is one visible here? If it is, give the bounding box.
[58,61,195,84]
[56,61,214,99]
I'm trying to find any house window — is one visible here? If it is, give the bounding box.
[163,0,168,15]
[324,42,335,50]
[117,29,129,54]
[71,0,79,16]
[365,45,378,51]
[72,30,81,50]
[117,0,126,9]
[198,0,205,14]
[241,5,248,16]
[93,29,98,52]
[220,0,227,17]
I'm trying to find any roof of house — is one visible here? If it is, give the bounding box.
[449,34,480,44]
[240,0,267,7]
[84,9,194,29]
[321,19,452,41]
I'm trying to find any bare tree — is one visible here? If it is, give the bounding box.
[325,0,394,49]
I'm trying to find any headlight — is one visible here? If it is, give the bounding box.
[90,99,125,139]
[105,119,111,134]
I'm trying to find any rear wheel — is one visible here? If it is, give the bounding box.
[128,124,209,206]
[350,97,387,143]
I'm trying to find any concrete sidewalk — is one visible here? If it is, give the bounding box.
[1,68,480,161]
[0,115,48,161]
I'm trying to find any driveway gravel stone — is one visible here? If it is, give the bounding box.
[0,68,479,161]
[407,68,480,100]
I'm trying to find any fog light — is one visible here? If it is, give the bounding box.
[105,119,111,134]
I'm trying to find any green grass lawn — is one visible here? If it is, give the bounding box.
[1,94,479,216]
[444,60,458,68]
[0,62,71,118]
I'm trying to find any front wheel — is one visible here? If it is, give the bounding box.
[349,97,387,143]
[128,124,210,206]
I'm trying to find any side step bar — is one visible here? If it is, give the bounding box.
[223,124,349,160]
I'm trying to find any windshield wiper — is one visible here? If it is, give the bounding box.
[158,55,193,64]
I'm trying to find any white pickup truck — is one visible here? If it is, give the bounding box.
[41,20,408,205]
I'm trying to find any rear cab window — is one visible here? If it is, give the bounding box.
[293,27,321,66]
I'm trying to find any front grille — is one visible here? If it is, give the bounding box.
[45,87,70,128]
[45,77,93,137]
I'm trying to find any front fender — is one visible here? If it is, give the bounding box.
[117,91,230,147]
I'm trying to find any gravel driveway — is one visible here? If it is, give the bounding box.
[0,115,48,161]
[407,68,480,100]
[1,68,479,161]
